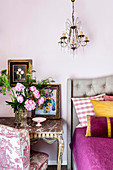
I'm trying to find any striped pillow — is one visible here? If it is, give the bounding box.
[72,93,105,127]
[104,95,113,101]
[86,115,113,138]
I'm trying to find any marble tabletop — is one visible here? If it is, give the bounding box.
[0,117,63,134]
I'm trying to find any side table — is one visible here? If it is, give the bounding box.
[0,117,64,170]
[30,119,64,170]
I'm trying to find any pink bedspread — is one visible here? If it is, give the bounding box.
[70,128,113,170]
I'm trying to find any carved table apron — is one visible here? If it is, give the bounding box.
[0,117,64,170]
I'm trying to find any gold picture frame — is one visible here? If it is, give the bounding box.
[32,84,61,119]
[8,59,32,87]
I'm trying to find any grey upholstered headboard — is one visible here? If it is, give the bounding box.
[67,75,113,170]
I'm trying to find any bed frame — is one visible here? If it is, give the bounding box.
[67,76,113,170]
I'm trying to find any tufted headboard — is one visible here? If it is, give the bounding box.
[67,75,113,170]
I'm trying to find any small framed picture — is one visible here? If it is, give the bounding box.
[32,84,61,119]
[8,59,32,86]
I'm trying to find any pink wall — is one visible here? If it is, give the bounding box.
[0,0,113,165]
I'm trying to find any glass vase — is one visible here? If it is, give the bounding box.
[14,110,22,127]
[14,109,29,128]
[20,110,29,128]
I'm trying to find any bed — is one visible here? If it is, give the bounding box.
[67,76,113,170]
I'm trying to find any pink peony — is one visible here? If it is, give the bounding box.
[15,83,25,92]
[30,86,37,92]
[38,97,44,106]
[33,90,40,99]
[24,100,36,111]
[17,96,24,103]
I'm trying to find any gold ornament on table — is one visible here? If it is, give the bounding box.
[58,0,89,52]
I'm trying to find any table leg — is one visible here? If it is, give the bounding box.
[57,135,64,170]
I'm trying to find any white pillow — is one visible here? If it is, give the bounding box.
[72,93,105,128]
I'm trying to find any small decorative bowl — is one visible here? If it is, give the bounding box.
[32,117,46,127]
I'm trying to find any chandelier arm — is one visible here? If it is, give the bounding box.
[74,43,80,49]
[66,20,71,36]
[72,1,75,26]
[81,42,87,47]
[68,28,71,43]
[68,42,80,50]
[66,19,71,31]
[75,27,78,41]
[61,41,68,48]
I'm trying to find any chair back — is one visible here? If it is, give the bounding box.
[0,124,30,170]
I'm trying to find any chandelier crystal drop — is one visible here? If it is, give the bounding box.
[58,0,89,51]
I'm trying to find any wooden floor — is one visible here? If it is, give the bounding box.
[47,165,67,170]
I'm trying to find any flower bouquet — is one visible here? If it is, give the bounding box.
[0,69,55,128]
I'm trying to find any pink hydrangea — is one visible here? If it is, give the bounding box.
[38,97,44,106]
[17,96,24,103]
[33,90,40,99]
[24,100,36,111]
[15,83,25,92]
[30,86,36,92]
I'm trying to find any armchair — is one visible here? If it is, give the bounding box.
[0,124,49,170]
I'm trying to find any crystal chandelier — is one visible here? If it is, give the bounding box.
[58,0,89,51]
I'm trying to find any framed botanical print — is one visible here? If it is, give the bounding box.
[8,59,32,86]
[32,84,61,119]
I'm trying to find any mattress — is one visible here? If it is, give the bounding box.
[70,127,113,170]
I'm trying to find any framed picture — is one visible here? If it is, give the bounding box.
[32,84,61,119]
[8,59,32,86]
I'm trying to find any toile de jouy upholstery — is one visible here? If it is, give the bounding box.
[0,124,49,170]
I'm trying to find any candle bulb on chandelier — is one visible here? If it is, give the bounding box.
[62,33,65,37]
[85,37,88,41]
[80,32,83,35]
